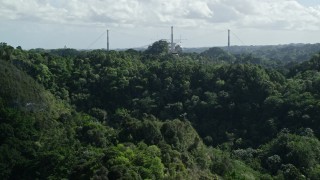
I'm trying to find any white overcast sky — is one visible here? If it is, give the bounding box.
[0,0,320,49]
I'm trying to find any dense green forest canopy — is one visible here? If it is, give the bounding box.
[1,41,320,179]
[186,43,320,68]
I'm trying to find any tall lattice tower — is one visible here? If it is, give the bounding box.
[171,26,174,53]
[107,30,109,51]
[228,29,230,48]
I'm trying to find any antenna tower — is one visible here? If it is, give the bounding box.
[171,26,174,53]
[228,29,230,48]
[107,29,109,51]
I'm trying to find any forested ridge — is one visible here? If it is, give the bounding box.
[1,41,320,179]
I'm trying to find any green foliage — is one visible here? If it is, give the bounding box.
[261,132,320,178]
[77,120,117,147]
[226,43,320,66]
[289,53,320,76]
[309,165,320,180]
[201,47,235,63]
[161,119,201,151]
[0,42,14,61]
[145,40,169,56]
[1,42,320,179]
[104,143,165,179]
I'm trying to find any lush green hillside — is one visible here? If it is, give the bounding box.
[1,41,320,179]
[186,43,320,68]
[224,43,320,64]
